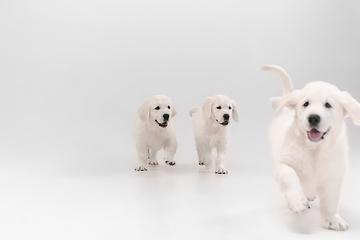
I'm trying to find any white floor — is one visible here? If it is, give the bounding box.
[1,159,360,240]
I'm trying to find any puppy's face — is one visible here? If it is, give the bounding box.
[296,83,342,142]
[138,95,177,128]
[272,82,360,143]
[203,95,239,126]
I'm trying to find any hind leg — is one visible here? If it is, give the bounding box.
[196,141,212,166]
[135,144,148,171]
[302,182,317,201]
[215,143,228,174]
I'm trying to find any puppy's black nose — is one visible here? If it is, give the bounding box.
[223,114,230,120]
[163,114,169,121]
[308,114,320,126]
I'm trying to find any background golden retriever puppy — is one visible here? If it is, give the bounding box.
[134,95,178,171]
[189,95,238,174]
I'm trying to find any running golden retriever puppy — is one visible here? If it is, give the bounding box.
[261,65,360,231]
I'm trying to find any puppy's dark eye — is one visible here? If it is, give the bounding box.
[303,102,309,107]
[216,106,221,109]
[325,103,332,108]
[168,106,171,109]
[155,106,160,110]
[229,106,232,110]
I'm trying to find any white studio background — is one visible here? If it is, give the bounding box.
[1,0,360,239]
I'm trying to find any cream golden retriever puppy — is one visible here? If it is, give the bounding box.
[261,65,360,231]
[189,95,238,174]
[134,95,178,171]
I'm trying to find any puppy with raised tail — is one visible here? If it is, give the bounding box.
[261,65,360,231]
[189,95,238,174]
[134,95,178,171]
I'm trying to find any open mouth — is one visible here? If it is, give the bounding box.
[216,119,229,126]
[307,128,329,142]
[155,120,168,128]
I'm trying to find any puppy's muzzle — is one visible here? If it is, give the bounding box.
[155,120,168,128]
[216,118,229,126]
[155,114,170,128]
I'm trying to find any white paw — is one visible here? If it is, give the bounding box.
[148,159,158,165]
[287,196,312,214]
[135,165,148,171]
[304,191,316,201]
[307,196,316,201]
[322,215,349,231]
[199,158,211,166]
[165,159,176,166]
[215,166,228,174]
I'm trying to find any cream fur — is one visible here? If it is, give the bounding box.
[134,95,178,171]
[190,95,238,174]
[261,64,360,231]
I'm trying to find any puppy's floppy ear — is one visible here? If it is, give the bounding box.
[170,98,178,118]
[340,92,360,126]
[271,90,300,111]
[138,99,151,121]
[231,100,239,122]
[202,97,215,118]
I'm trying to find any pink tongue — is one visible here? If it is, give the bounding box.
[308,129,323,141]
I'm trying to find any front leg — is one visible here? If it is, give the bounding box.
[135,144,148,171]
[215,144,228,174]
[276,163,312,213]
[164,139,177,166]
[148,149,159,166]
[318,178,348,231]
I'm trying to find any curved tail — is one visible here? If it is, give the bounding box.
[259,65,293,95]
[189,108,199,117]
